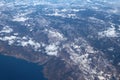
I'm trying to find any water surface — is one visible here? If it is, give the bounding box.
[0,54,47,80]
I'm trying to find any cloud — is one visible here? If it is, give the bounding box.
[98,25,119,38]
[45,44,58,56]
[0,26,13,34]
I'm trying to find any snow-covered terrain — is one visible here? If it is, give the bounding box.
[0,0,120,80]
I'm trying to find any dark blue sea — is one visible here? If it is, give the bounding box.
[0,54,47,80]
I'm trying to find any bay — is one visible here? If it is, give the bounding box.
[0,54,47,80]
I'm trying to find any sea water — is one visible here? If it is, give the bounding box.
[0,54,47,80]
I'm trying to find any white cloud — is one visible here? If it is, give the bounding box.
[0,36,17,41]
[98,26,118,38]
[88,17,104,23]
[45,29,66,44]
[0,35,17,45]
[87,0,92,3]
[98,76,105,80]
[0,35,41,51]
[0,26,13,34]
[118,25,120,31]
[20,38,41,50]
[0,2,4,7]
[85,45,96,54]
[12,12,29,22]
[46,13,64,17]
[48,30,64,40]
[13,17,28,22]
[70,52,91,72]
[118,62,120,66]
[45,44,58,56]
[108,47,114,51]
[13,33,19,36]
